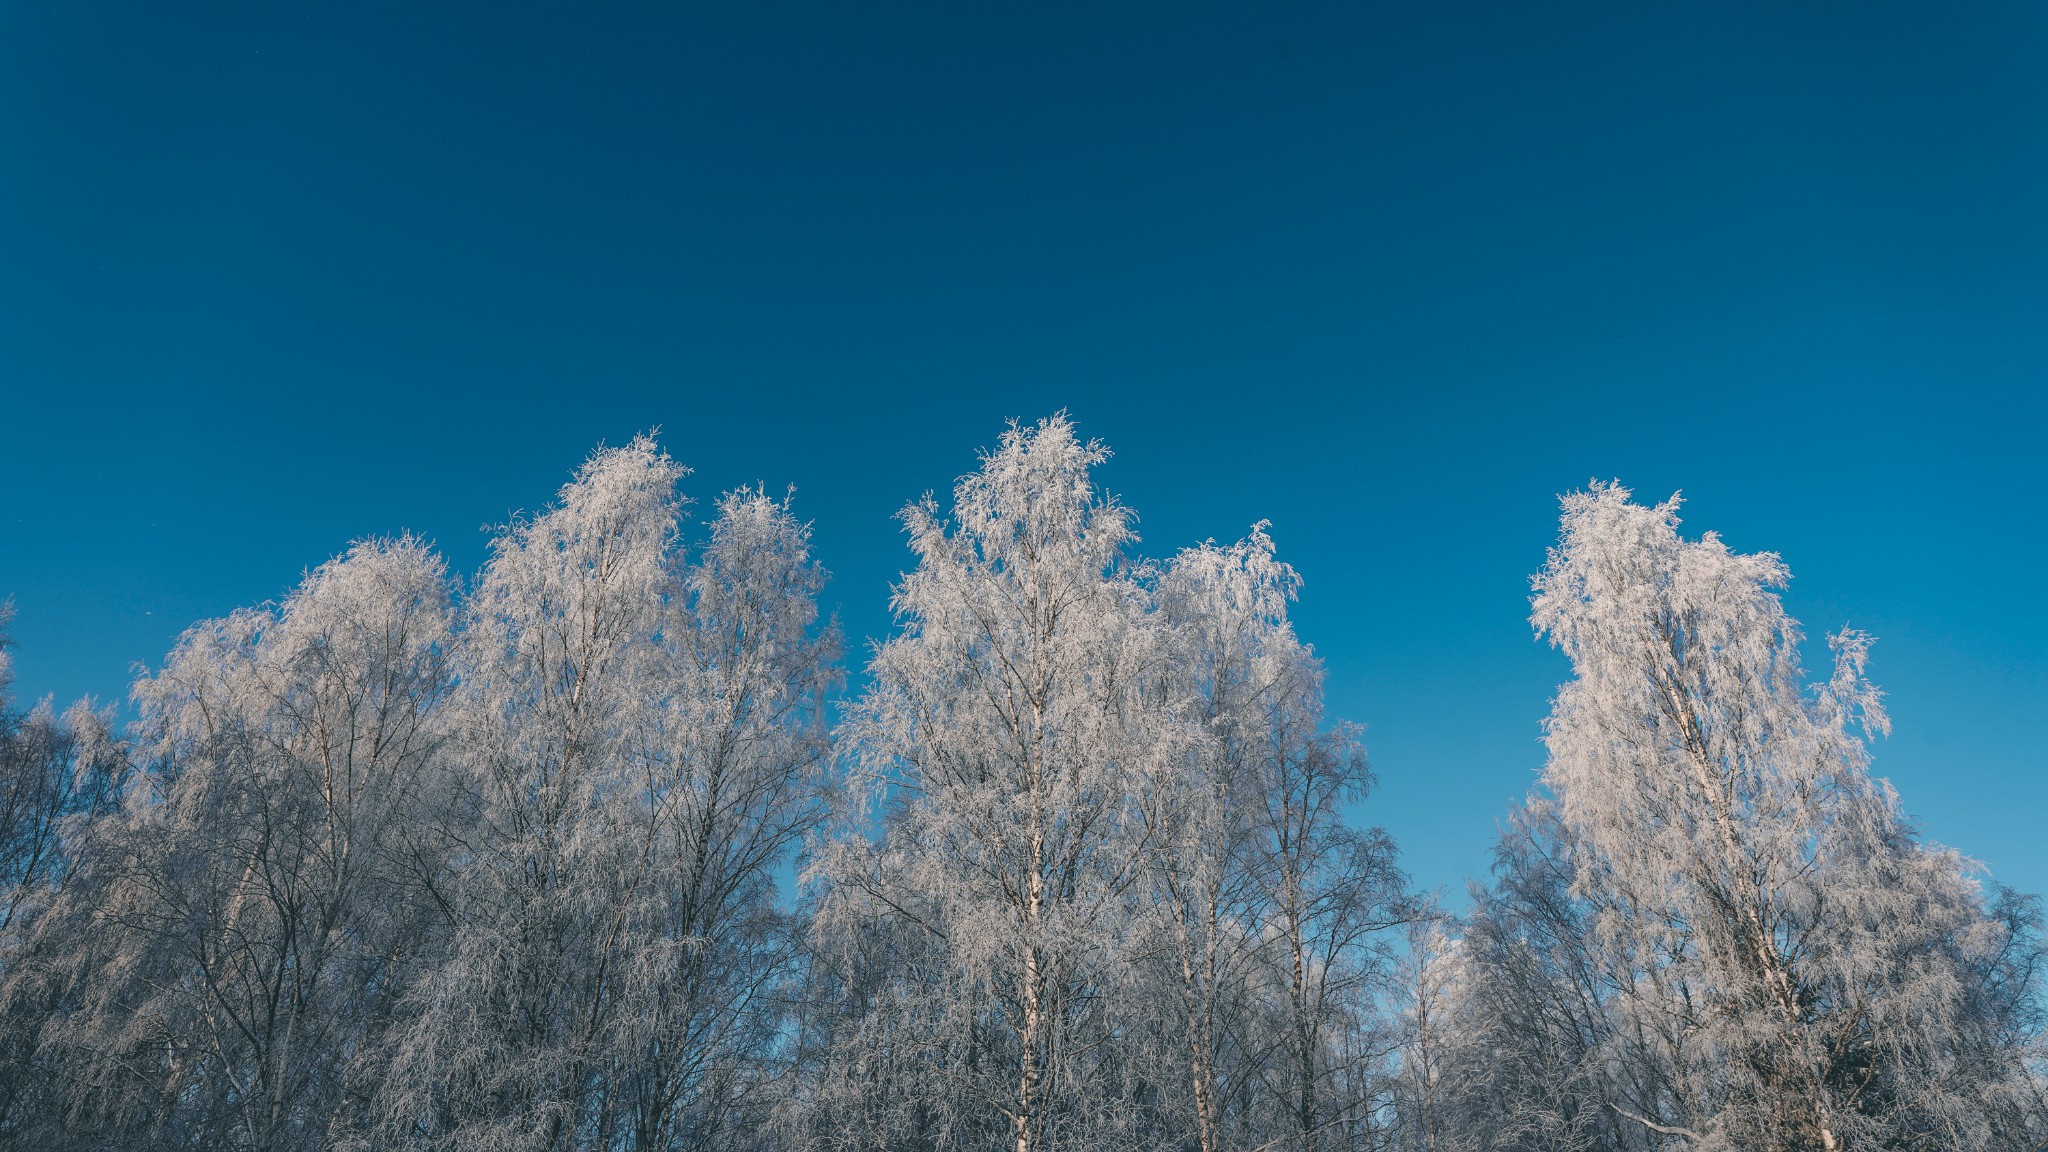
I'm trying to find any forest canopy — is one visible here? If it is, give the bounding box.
[0,416,2039,1152]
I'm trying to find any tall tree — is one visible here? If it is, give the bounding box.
[1141,525,1408,1152]
[379,436,692,1150]
[0,605,126,1140]
[379,439,836,1152]
[1521,482,2044,1151]
[826,415,1161,1152]
[11,536,456,1151]
[0,602,123,948]
[1246,646,1402,1152]
[605,485,840,1151]
[1140,528,1300,1152]
[1425,804,1635,1152]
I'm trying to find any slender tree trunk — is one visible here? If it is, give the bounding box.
[1292,909,1318,1152]
[1182,934,1220,1152]
[1017,820,1048,1152]
[1663,667,1841,1152]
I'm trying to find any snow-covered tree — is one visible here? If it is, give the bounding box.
[378,439,836,1152]
[1425,804,1634,1152]
[0,606,126,1141]
[1138,529,1301,1152]
[602,484,840,1151]
[4,536,457,1151]
[0,602,123,947]
[806,420,1410,1152]
[1140,526,1409,1152]
[1246,658,1403,1152]
[1389,912,1459,1152]
[821,415,1162,1152]
[1506,482,2045,1151]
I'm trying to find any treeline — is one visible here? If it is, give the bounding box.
[0,415,2040,1152]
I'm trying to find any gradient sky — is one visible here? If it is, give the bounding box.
[3,2,2043,902]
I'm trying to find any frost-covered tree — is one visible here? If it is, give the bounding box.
[1247,663,1403,1152]
[1424,805,1633,1152]
[1389,913,1458,1152]
[0,606,126,1140]
[4,536,456,1151]
[378,439,837,1152]
[806,420,1410,1152]
[596,484,839,1152]
[0,602,123,947]
[820,415,1162,1152]
[1499,482,2046,1152]
[379,439,683,1148]
[1140,526,1408,1152]
[1138,529,1301,1152]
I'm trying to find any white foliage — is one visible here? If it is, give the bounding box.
[0,436,2036,1152]
[379,438,837,1152]
[809,419,1409,1152]
[827,414,1160,1152]
[1518,482,2041,1151]
[12,535,455,1150]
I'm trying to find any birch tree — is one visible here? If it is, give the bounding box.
[378,439,836,1152]
[825,414,1160,1152]
[1425,805,1633,1152]
[1141,525,1408,1152]
[0,603,123,947]
[1139,529,1300,1152]
[1248,652,1403,1152]
[603,484,839,1151]
[6,536,456,1151]
[378,437,689,1149]
[1390,913,1459,1152]
[1524,482,2044,1152]
[0,607,126,1141]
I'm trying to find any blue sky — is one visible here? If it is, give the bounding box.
[3,2,2043,900]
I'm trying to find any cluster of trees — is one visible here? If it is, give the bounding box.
[0,416,2039,1152]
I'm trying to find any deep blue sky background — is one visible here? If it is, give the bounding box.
[4,2,2043,901]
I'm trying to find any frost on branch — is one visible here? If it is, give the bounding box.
[0,439,2036,1152]
[1428,482,2048,1152]
[802,417,1408,1152]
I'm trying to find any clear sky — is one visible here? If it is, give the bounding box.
[3,2,2043,902]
